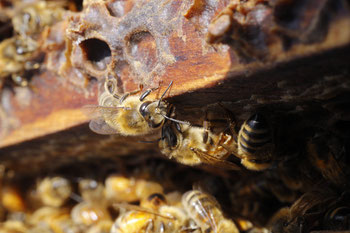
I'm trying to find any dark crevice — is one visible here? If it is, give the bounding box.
[66,0,83,12]
[80,38,111,71]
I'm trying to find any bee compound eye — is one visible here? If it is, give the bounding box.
[162,125,178,148]
[139,101,151,117]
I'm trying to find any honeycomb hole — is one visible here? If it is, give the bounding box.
[80,38,111,71]
[66,0,83,12]
[128,31,157,73]
[0,19,13,42]
[106,0,134,18]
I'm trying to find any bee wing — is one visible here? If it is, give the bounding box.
[81,105,122,118]
[192,149,241,171]
[89,118,119,135]
[113,203,175,220]
[82,105,123,135]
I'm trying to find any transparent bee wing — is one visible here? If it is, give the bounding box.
[192,149,241,171]
[81,105,126,135]
[81,105,122,119]
[89,118,119,135]
[113,203,175,220]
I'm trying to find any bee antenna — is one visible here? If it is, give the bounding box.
[160,112,191,125]
[157,81,173,108]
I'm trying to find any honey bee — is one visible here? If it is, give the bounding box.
[0,36,41,87]
[229,113,274,171]
[29,206,83,233]
[85,220,113,233]
[268,188,350,233]
[71,201,111,227]
[1,186,26,213]
[111,193,192,233]
[11,1,65,39]
[0,1,64,88]
[159,120,241,170]
[83,78,189,136]
[104,174,164,203]
[36,176,72,208]
[307,131,349,186]
[159,112,273,170]
[78,178,105,203]
[182,190,239,233]
[229,173,298,227]
[0,220,28,233]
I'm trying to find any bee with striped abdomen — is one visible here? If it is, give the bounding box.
[159,112,273,171]
[182,190,239,233]
[230,113,274,171]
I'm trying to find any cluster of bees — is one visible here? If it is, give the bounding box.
[82,76,350,233]
[0,0,84,90]
[1,1,349,233]
[84,77,274,172]
[0,158,269,233]
[0,1,67,89]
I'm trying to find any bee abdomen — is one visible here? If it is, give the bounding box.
[239,114,271,154]
[182,190,220,225]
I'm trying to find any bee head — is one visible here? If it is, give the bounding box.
[158,123,180,157]
[139,101,167,128]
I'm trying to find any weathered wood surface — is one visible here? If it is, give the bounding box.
[0,0,350,171]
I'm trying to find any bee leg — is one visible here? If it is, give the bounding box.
[145,219,155,233]
[217,103,239,139]
[203,120,211,144]
[179,226,200,232]
[104,76,119,96]
[191,148,241,170]
[202,109,212,144]
[139,85,160,101]
[119,84,144,103]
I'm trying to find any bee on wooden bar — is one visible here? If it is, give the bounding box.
[159,112,273,171]
[231,113,274,170]
[182,190,239,233]
[83,78,187,136]
[159,120,241,170]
